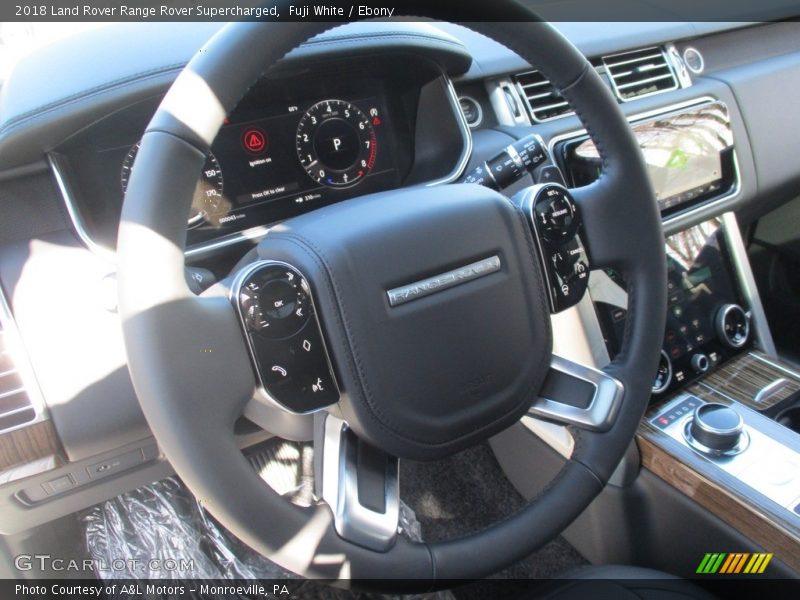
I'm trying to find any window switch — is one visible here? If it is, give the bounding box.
[43,475,74,495]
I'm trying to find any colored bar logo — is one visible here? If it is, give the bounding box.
[696,552,773,574]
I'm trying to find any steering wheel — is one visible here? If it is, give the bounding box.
[117,2,666,587]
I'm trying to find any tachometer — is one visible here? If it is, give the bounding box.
[295,99,377,188]
[121,141,225,228]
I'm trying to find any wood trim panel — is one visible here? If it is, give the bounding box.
[638,435,800,573]
[701,352,800,410]
[0,420,63,473]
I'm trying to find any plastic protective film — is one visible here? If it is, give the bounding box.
[82,439,451,599]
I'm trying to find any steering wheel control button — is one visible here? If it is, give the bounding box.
[517,184,590,313]
[535,185,578,244]
[685,403,749,456]
[233,261,340,413]
[238,267,310,338]
[536,165,567,185]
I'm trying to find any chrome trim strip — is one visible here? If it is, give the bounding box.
[0,388,26,400]
[50,76,472,260]
[386,255,501,307]
[750,353,800,381]
[721,212,777,357]
[320,414,399,552]
[697,381,741,406]
[423,76,473,187]
[547,97,744,232]
[48,154,116,262]
[230,259,341,417]
[754,378,790,404]
[0,365,18,378]
[528,354,625,431]
[184,226,269,260]
[0,405,35,418]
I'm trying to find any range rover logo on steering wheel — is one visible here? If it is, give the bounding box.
[386,255,502,307]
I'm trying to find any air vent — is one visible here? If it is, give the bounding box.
[0,314,36,432]
[514,70,573,122]
[603,47,679,101]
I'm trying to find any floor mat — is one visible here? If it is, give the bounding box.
[81,438,585,598]
[400,443,588,579]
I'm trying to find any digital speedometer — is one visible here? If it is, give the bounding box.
[295,99,377,188]
[121,141,225,227]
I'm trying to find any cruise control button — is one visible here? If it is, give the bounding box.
[535,186,578,244]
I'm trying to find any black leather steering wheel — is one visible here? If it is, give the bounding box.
[117,2,666,588]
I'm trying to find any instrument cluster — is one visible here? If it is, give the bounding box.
[57,56,473,254]
[120,94,400,247]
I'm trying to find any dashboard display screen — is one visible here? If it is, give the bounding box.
[563,102,736,216]
[186,94,400,244]
[60,62,437,252]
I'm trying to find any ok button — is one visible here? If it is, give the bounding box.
[263,280,300,320]
[256,270,310,339]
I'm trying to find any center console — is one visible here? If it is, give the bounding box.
[588,210,800,571]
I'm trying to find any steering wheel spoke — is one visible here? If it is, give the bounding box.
[529,354,624,431]
[314,413,400,552]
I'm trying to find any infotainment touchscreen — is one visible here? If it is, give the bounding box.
[561,102,736,216]
[591,217,749,397]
